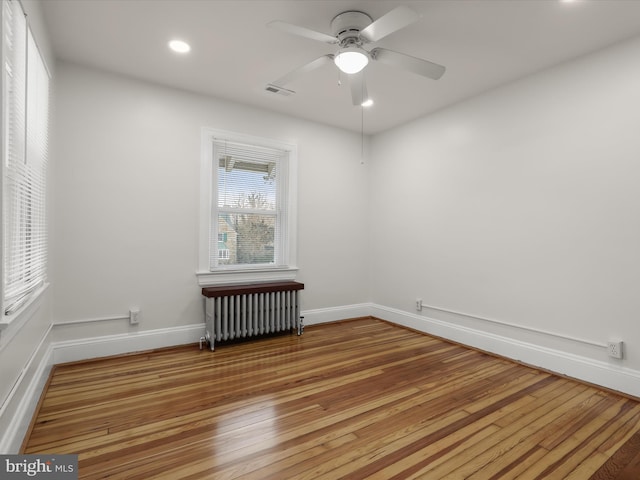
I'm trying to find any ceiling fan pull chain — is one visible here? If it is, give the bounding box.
[361,103,365,165]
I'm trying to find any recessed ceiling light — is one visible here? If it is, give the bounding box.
[361,98,374,107]
[168,40,191,54]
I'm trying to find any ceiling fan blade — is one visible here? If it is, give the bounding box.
[271,55,334,87]
[360,6,419,43]
[371,47,446,80]
[349,71,369,106]
[268,20,337,44]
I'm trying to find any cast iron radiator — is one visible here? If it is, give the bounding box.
[201,281,304,351]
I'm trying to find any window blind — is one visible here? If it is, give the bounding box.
[2,0,49,315]
[211,139,288,269]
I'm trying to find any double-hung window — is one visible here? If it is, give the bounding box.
[198,128,297,285]
[1,0,50,323]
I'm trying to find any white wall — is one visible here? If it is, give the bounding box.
[370,35,640,391]
[50,62,371,340]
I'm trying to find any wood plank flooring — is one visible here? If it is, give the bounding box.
[23,318,640,479]
[589,430,640,480]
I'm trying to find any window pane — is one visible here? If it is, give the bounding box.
[217,213,275,266]
[218,157,276,210]
[206,135,292,273]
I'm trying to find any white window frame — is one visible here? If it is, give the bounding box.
[197,128,298,286]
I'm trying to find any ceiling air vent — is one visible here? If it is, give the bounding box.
[265,84,295,96]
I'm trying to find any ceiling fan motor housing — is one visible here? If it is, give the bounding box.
[331,11,373,46]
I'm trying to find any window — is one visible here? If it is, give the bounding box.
[2,0,49,318]
[198,129,297,285]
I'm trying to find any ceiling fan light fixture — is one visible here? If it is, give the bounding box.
[334,47,369,74]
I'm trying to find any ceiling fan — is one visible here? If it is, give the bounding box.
[266,6,446,107]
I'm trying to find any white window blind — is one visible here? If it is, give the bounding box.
[2,0,49,315]
[211,139,289,270]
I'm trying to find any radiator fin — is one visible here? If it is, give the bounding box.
[205,287,302,351]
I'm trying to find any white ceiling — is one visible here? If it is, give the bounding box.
[41,0,640,134]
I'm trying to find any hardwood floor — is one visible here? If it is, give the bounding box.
[23,318,640,479]
[590,430,640,479]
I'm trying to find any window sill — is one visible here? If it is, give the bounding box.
[196,267,299,287]
[0,282,50,352]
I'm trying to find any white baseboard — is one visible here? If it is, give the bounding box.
[301,303,372,326]
[370,304,640,398]
[0,344,53,454]
[51,323,206,365]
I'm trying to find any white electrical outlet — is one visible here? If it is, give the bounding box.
[129,307,140,325]
[607,341,623,359]
[416,298,423,312]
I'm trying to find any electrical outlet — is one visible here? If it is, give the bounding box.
[416,299,423,312]
[129,307,140,325]
[607,341,623,359]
